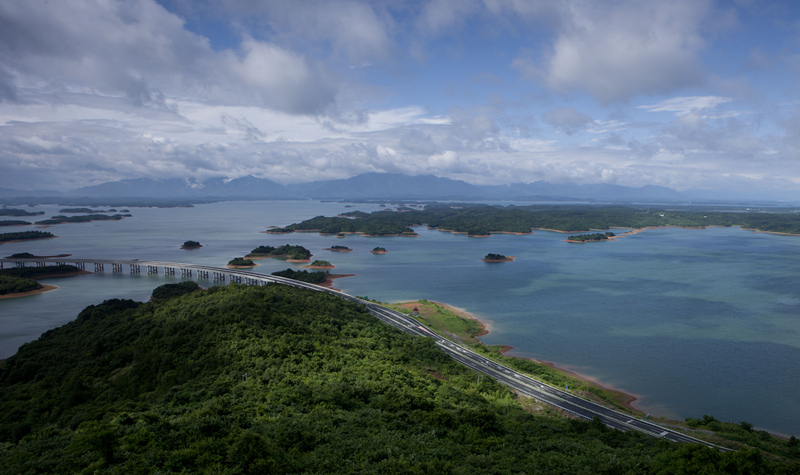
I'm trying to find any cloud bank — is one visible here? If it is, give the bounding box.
[0,0,798,200]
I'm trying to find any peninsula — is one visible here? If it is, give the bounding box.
[272,203,800,237]
[0,264,88,298]
[4,284,792,472]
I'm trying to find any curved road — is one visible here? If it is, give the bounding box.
[1,258,723,448]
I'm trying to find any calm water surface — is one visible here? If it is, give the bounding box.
[1,201,798,436]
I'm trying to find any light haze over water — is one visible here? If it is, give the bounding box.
[1,200,798,436]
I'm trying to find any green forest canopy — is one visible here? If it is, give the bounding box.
[246,244,312,260]
[275,203,800,236]
[0,231,55,243]
[1,284,795,473]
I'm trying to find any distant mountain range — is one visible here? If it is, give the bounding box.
[0,172,714,203]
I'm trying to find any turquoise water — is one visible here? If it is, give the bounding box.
[1,201,798,436]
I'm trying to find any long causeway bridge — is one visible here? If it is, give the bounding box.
[1,257,723,449]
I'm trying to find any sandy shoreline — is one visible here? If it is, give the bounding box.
[482,256,516,262]
[0,284,59,299]
[413,300,642,413]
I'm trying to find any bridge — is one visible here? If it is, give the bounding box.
[1,257,723,449]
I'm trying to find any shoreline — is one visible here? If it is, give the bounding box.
[402,299,642,414]
[317,273,355,289]
[481,256,516,262]
[0,284,59,299]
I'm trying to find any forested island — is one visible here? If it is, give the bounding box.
[272,203,800,237]
[245,244,312,261]
[34,213,131,225]
[0,284,795,472]
[483,253,515,262]
[58,208,117,213]
[0,208,44,217]
[0,231,55,243]
[4,252,71,259]
[0,275,42,296]
[567,232,617,242]
[0,264,84,298]
[324,245,352,252]
[226,257,255,268]
[371,246,388,254]
[306,259,333,268]
[0,220,31,227]
[180,240,202,249]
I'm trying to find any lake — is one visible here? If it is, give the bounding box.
[1,200,798,436]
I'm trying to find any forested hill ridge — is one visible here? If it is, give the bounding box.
[1,285,797,473]
[274,203,800,236]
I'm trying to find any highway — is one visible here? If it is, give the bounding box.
[2,257,724,448]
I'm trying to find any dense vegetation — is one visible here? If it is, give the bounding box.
[271,268,329,284]
[181,240,201,248]
[328,245,350,250]
[0,265,81,279]
[246,244,311,260]
[0,209,44,217]
[0,220,30,227]
[309,260,332,267]
[34,214,130,225]
[372,247,387,252]
[282,213,419,236]
[567,232,616,242]
[227,257,255,267]
[484,253,509,260]
[59,208,114,213]
[1,284,793,473]
[0,275,42,295]
[0,264,81,296]
[276,203,800,236]
[150,281,200,301]
[7,252,35,258]
[0,231,55,243]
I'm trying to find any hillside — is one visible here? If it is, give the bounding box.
[0,284,793,473]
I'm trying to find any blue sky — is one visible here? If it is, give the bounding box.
[2,0,800,200]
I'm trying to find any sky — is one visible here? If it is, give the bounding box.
[2,0,800,200]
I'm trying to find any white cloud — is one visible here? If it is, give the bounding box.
[518,0,715,103]
[638,96,733,115]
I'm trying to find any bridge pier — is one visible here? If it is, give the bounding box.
[94,263,104,272]
[36,261,46,267]
[74,262,85,270]
[164,267,175,275]
[147,265,158,274]
[130,264,140,274]
[112,264,123,273]
[181,268,192,277]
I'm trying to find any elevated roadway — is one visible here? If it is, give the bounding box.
[1,257,723,448]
